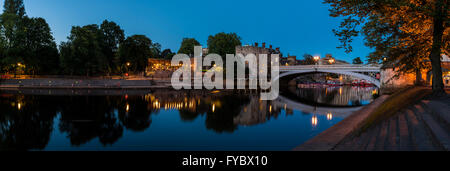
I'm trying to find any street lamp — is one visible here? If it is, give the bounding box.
[329,59,335,64]
[125,62,131,78]
[313,56,320,62]
[313,56,321,66]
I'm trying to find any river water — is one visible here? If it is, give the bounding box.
[0,86,378,151]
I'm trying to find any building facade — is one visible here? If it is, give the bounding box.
[381,55,450,88]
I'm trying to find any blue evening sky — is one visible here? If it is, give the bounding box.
[7,0,372,63]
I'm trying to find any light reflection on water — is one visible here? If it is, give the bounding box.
[0,86,378,151]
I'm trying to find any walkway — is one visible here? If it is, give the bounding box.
[334,96,450,151]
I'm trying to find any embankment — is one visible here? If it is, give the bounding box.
[0,78,167,89]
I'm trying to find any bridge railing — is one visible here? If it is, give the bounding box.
[279,64,381,71]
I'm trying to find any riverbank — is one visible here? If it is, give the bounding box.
[295,87,450,151]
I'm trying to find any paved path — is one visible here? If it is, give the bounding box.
[334,96,450,151]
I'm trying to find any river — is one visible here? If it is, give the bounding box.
[0,86,378,151]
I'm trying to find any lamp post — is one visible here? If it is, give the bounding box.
[125,62,131,78]
[313,56,320,65]
[313,56,321,84]
[15,63,23,78]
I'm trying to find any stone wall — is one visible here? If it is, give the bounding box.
[381,68,426,88]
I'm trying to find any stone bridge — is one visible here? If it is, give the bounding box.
[277,65,382,88]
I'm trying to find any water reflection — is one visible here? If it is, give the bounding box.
[284,86,378,107]
[327,113,333,121]
[0,86,377,151]
[312,115,318,127]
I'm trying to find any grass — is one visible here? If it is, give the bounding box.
[356,86,432,135]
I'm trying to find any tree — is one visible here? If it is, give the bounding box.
[0,4,26,73]
[352,57,363,65]
[100,20,125,75]
[59,42,76,75]
[117,35,152,74]
[324,0,449,96]
[59,25,107,76]
[161,49,175,60]
[0,32,7,73]
[178,38,200,56]
[60,20,125,76]
[299,54,316,65]
[0,0,59,75]
[3,0,25,17]
[22,17,59,75]
[207,32,241,62]
[150,42,161,58]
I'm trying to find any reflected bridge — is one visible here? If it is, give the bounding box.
[274,95,363,118]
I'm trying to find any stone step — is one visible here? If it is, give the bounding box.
[422,100,450,128]
[338,133,361,151]
[385,116,399,151]
[398,113,413,151]
[404,108,436,151]
[419,103,450,151]
[374,120,389,151]
[410,105,442,151]
[365,124,382,151]
[356,124,379,151]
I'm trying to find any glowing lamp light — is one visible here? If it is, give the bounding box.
[329,59,335,64]
[327,113,333,121]
[312,115,318,127]
[313,56,320,61]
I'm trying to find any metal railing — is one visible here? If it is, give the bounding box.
[279,64,381,72]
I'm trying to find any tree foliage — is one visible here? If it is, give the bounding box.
[207,32,241,60]
[161,49,175,60]
[117,35,152,74]
[60,25,107,76]
[100,20,125,74]
[352,57,363,65]
[150,42,162,58]
[178,38,200,56]
[299,54,316,65]
[0,0,59,75]
[324,0,449,95]
[3,0,25,17]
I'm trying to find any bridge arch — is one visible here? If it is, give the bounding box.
[274,95,363,117]
[275,69,381,88]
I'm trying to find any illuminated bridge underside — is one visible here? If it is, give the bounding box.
[274,95,363,117]
[278,65,382,88]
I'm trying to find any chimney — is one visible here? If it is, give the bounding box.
[276,47,280,52]
[262,42,266,48]
[255,42,259,47]
[270,45,273,49]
